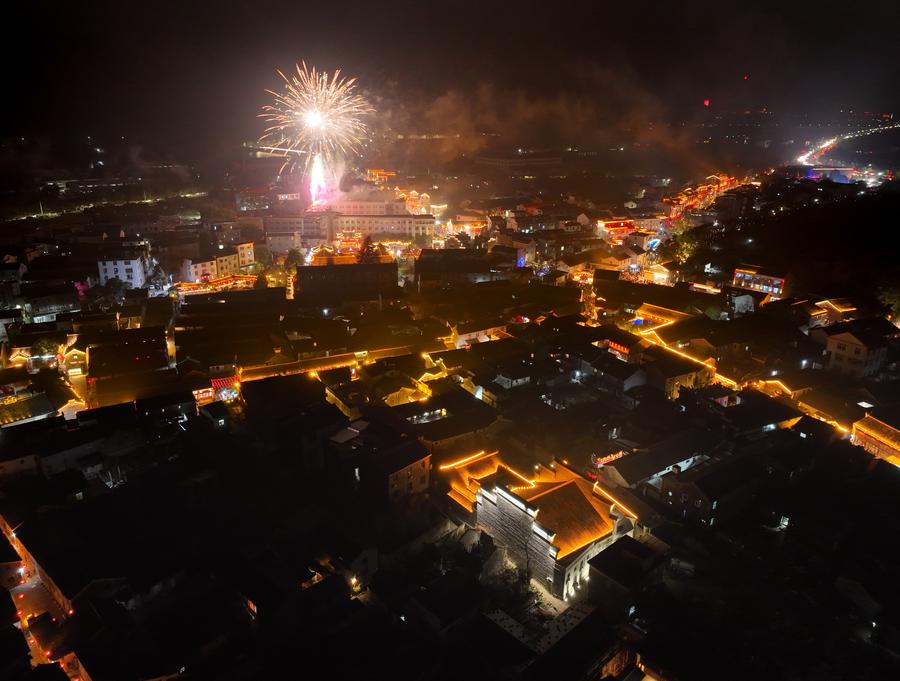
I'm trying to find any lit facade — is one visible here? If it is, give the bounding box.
[330,198,408,215]
[236,242,255,268]
[97,252,151,288]
[214,250,241,277]
[732,266,785,299]
[399,190,431,215]
[179,244,253,283]
[442,453,637,600]
[366,168,397,185]
[597,218,637,243]
[0,513,75,617]
[181,257,217,282]
[852,413,900,466]
[333,213,434,238]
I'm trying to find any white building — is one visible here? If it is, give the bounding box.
[330,196,408,215]
[265,216,328,254]
[236,242,255,268]
[334,214,434,238]
[265,211,433,248]
[214,249,241,277]
[181,257,217,282]
[266,231,303,255]
[180,243,254,283]
[97,251,151,288]
[180,242,254,283]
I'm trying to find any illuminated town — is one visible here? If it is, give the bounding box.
[1,4,900,680]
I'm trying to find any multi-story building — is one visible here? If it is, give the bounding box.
[851,408,900,465]
[214,249,241,277]
[97,250,151,288]
[731,265,786,300]
[181,257,217,282]
[818,317,897,378]
[597,218,637,243]
[213,211,423,262]
[330,195,409,215]
[441,453,639,600]
[400,190,432,215]
[209,221,243,244]
[235,242,255,268]
[633,214,668,234]
[179,243,254,282]
[333,213,434,239]
[264,216,328,253]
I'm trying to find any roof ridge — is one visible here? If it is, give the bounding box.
[524,478,575,502]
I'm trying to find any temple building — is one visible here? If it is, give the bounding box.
[441,452,639,600]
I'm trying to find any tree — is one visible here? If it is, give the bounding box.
[88,277,127,307]
[105,277,127,302]
[148,264,169,290]
[357,235,385,264]
[670,216,694,235]
[254,272,268,289]
[660,232,699,265]
[285,248,303,268]
[31,336,61,358]
[473,230,492,250]
[878,283,900,320]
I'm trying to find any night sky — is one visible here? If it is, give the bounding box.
[6,0,900,153]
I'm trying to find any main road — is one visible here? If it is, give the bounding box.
[238,342,448,383]
[795,121,900,165]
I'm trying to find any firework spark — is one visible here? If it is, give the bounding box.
[309,154,326,204]
[259,62,373,180]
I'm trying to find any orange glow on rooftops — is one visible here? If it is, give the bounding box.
[592,482,639,520]
[438,450,490,470]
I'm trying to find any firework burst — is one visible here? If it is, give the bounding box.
[259,62,373,179]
